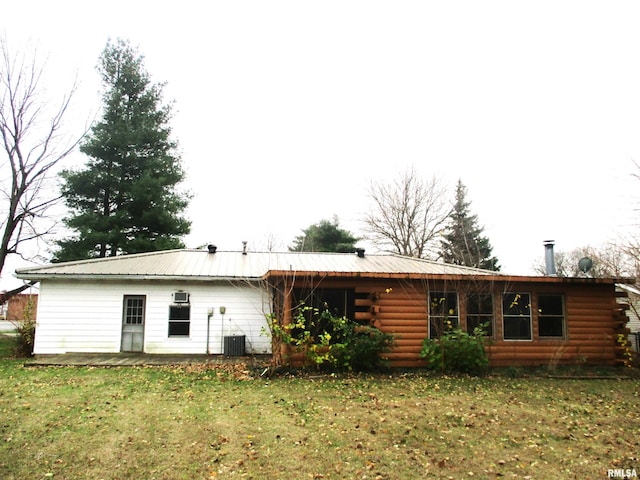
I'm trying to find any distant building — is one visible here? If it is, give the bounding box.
[6,294,38,322]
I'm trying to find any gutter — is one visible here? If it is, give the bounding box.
[14,273,263,283]
[263,270,629,285]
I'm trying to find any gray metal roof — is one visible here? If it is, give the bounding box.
[15,249,502,281]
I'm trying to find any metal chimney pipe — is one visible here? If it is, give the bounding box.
[543,240,556,276]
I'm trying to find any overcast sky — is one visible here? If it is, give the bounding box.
[2,1,640,290]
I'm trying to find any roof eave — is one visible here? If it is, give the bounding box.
[15,273,262,283]
[264,270,627,284]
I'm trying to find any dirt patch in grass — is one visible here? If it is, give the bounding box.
[0,357,638,479]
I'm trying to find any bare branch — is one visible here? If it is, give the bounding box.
[0,37,83,275]
[363,167,451,259]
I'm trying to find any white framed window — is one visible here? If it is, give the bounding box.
[124,296,145,325]
[169,304,190,337]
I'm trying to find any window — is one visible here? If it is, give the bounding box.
[292,288,355,319]
[538,295,565,338]
[124,296,145,325]
[502,293,532,340]
[429,291,459,338]
[291,288,355,340]
[466,293,494,336]
[169,304,190,336]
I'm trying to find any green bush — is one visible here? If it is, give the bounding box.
[330,322,395,372]
[265,304,395,372]
[420,325,488,375]
[10,295,37,357]
[12,318,35,357]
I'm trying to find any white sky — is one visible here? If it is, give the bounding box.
[2,1,640,290]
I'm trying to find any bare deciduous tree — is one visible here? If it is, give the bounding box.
[363,167,451,259]
[533,243,638,278]
[0,38,81,289]
[622,159,640,279]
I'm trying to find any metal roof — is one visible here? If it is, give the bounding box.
[15,249,503,281]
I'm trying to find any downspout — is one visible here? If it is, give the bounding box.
[206,308,213,354]
[220,306,227,354]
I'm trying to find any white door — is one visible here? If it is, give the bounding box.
[121,295,145,352]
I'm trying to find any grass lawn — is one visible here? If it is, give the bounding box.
[0,335,638,480]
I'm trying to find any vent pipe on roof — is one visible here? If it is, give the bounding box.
[543,240,556,276]
[207,244,217,254]
[242,241,248,255]
[356,248,365,258]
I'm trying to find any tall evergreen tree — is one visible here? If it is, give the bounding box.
[289,216,359,253]
[55,39,191,261]
[440,180,500,271]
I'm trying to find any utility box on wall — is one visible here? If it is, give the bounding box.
[223,335,246,356]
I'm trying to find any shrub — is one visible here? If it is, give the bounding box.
[420,325,488,375]
[10,295,37,357]
[264,304,394,372]
[12,318,36,357]
[330,323,395,372]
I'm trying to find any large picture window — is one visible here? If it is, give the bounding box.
[502,292,531,340]
[429,291,459,338]
[538,295,565,338]
[291,288,355,341]
[169,304,190,337]
[466,293,494,337]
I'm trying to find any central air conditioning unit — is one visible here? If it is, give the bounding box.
[224,335,246,357]
[172,291,190,303]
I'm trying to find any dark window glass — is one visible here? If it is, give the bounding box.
[538,295,565,337]
[466,293,494,336]
[429,291,459,338]
[502,293,531,340]
[169,305,190,336]
[291,288,355,341]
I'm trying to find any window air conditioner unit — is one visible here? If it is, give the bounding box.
[172,291,190,303]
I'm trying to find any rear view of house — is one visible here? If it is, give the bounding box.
[16,248,632,367]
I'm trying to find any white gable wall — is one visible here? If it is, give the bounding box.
[33,279,272,355]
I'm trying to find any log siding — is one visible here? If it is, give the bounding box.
[268,275,629,368]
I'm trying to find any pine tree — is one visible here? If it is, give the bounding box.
[440,180,500,271]
[289,216,359,253]
[55,39,191,261]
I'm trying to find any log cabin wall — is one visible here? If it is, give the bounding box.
[268,274,628,368]
[486,281,622,367]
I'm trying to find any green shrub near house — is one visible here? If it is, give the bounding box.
[265,304,395,372]
[420,323,489,375]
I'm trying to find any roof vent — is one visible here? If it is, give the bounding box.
[207,244,217,254]
[242,241,248,255]
[356,248,365,258]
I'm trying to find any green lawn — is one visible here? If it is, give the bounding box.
[0,332,15,358]
[0,336,638,479]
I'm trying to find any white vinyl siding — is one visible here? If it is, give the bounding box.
[33,279,271,355]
